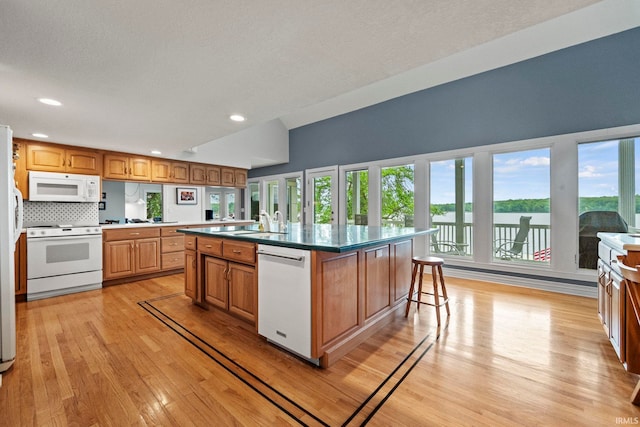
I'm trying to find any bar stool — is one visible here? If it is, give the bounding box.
[404,256,450,326]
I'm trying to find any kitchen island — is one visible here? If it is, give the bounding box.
[180,224,436,367]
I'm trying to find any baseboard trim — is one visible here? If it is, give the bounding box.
[445,267,597,298]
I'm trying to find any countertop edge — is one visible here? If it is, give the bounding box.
[180,226,437,253]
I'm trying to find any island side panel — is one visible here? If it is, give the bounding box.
[392,239,413,303]
[364,245,391,320]
[311,238,414,368]
[311,250,362,360]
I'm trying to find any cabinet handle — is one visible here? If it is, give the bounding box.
[130,243,134,249]
[205,244,212,248]
[232,249,241,254]
[130,232,140,236]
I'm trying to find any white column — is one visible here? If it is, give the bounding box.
[619,139,635,228]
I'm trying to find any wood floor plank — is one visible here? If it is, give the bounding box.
[2,273,640,426]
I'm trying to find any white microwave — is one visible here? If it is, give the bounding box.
[29,171,100,202]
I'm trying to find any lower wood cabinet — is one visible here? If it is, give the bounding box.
[103,228,161,281]
[15,232,27,297]
[184,249,197,299]
[189,236,257,324]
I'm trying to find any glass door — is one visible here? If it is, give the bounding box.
[306,166,338,225]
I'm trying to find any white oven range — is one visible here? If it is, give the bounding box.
[26,225,102,301]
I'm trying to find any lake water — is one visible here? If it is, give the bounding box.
[433,212,640,227]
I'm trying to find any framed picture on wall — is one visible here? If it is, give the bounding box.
[176,187,197,205]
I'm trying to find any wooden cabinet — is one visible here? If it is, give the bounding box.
[161,233,185,270]
[26,143,102,175]
[103,154,151,181]
[185,249,197,299]
[364,245,391,319]
[14,232,26,298]
[103,227,161,280]
[152,160,189,184]
[12,139,28,199]
[220,167,247,188]
[190,164,221,186]
[392,240,413,303]
[191,236,257,324]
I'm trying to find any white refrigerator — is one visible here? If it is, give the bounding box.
[0,125,24,373]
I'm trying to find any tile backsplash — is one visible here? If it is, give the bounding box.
[24,201,99,227]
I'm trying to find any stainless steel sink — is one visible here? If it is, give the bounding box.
[243,232,287,238]
[216,229,257,235]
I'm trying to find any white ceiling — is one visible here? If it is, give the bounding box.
[0,1,636,169]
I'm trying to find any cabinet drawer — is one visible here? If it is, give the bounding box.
[223,240,256,264]
[198,237,223,256]
[162,251,185,270]
[185,235,196,250]
[104,227,160,241]
[161,235,184,253]
[161,226,184,236]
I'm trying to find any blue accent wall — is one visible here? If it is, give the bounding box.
[250,27,640,178]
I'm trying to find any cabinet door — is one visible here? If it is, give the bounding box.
[135,238,161,273]
[103,154,130,180]
[129,157,151,181]
[610,270,623,359]
[228,262,256,322]
[221,167,235,186]
[190,164,206,184]
[206,166,221,185]
[171,162,190,183]
[14,233,27,296]
[597,260,608,328]
[234,169,247,187]
[66,148,102,175]
[104,240,135,279]
[151,160,171,182]
[364,245,391,319]
[392,239,413,303]
[204,257,228,309]
[26,144,66,172]
[185,250,197,299]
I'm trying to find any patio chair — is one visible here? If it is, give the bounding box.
[494,216,532,259]
[431,232,467,256]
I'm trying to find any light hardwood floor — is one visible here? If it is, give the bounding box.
[1,273,639,426]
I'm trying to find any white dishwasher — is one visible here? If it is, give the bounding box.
[257,244,317,364]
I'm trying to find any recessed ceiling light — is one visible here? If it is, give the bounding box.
[151,150,162,155]
[37,98,62,106]
[229,114,246,122]
[32,133,48,138]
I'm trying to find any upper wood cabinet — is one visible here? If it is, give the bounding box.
[26,143,102,175]
[151,159,189,183]
[190,164,221,186]
[103,154,151,181]
[221,167,247,188]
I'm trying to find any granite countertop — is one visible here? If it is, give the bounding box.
[100,219,255,229]
[597,232,640,251]
[180,224,437,253]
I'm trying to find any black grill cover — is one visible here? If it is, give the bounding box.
[580,211,628,269]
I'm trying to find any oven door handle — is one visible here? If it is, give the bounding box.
[27,234,101,243]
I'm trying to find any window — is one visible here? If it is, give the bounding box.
[345,169,368,225]
[209,193,220,219]
[286,177,302,224]
[430,157,472,256]
[493,148,550,263]
[578,137,639,269]
[249,182,260,221]
[225,192,235,219]
[266,180,279,217]
[146,191,162,221]
[381,164,414,227]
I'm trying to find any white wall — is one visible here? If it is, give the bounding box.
[163,185,204,222]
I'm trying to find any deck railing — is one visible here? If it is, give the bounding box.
[431,221,551,262]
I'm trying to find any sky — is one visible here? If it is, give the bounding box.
[429,137,640,204]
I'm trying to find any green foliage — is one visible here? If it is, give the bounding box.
[146,193,162,220]
[381,165,414,221]
[313,176,332,223]
[346,171,368,220]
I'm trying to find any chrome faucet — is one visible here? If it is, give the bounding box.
[273,211,286,232]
